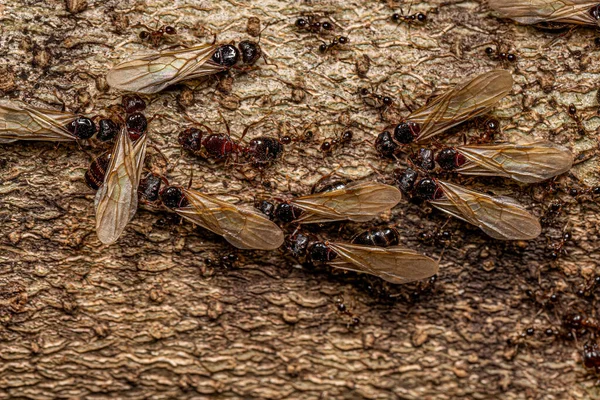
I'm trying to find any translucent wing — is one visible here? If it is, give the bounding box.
[488,0,599,25]
[290,181,402,224]
[430,180,541,240]
[174,189,284,250]
[106,44,222,94]
[456,140,573,183]
[94,129,147,245]
[408,70,513,142]
[326,242,439,284]
[0,100,77,143]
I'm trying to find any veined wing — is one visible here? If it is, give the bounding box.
[456,141,573,183]
[291,181,402,224]
[0,100,77,143]
[488,0,599,26]
[430,180,541,240]
[175,189,284,250]
[326,242,439,284]
[408,70,513,142]
[94,129,147,245]
[106,44,221,94]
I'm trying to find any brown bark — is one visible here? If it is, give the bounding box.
[1,0,599,399]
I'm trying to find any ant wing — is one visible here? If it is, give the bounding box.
[326,242,439,284]
[94,129,147,245]
[456,141,573,183]
[175,189,284,250]
[429,180,541,240]
[488,0,599,26]
[291,181,402,224]
[107,44,222,94]
[408,70,513,142]
[0,100,77,143]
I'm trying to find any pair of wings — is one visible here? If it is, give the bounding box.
[106,44,224,94]
[325,242,439,284]
[489,0,600,26]
[456,140,574,183]
[430,180,541,240]
[408,69,514,142]
[174,189,284,250]
[94,129,148,245]
[0,100,78,143]
[289,181,403,224]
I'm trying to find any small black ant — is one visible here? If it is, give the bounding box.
[391,9,427,24]
[320,130,353,154]
[485,46,517,63]
[318,36,349,53]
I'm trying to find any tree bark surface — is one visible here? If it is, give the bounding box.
[1,1,599,399]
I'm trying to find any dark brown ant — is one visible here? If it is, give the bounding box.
[320,130,353,154]
[334,297,360,328]
[577,276,600,298]
[391,9,427,24]
[547,230,571,259]
[179,116,292,167]
[417,226,452,246]
[485,46,517,63]
[409,275,437,302]
[295,14,336,35]
[137,23,177,47]
[318,36,348,53]
[566,185,600,200]
[540,200,563,225]
[525,288,561,310]
[359,87,394,110]
[567,103,587,136]
[178,122,240,162]
[205,252,239,269]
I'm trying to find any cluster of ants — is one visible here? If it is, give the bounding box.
[504,276,600,375]
[2,0,600,380]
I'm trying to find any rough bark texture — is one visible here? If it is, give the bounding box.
[1,0,600,399]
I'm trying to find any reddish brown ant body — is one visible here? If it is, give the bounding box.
[138,23,177,47]
[178,117,292,167]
